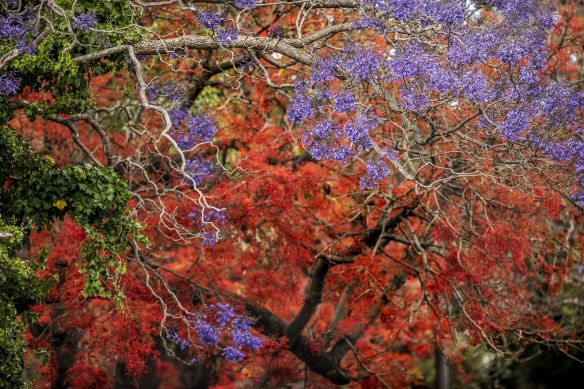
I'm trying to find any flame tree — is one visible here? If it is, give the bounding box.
[0,0,583,387]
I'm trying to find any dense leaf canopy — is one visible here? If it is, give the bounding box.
[0,0,582,387]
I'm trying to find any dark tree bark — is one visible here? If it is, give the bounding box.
[435,347,450,389]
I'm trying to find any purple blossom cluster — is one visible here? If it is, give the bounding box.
[420,0,466,26]
[196,10,222,30]
[150,83,219,151]
[195,11,240,45]
[213,303,235,326]
[0,8,37,54]
[292,101,393,185]
[343,113,376,151]
[166,328,191,350]
[239,57,254,72]
[387,0,417,20]
[73,11,97,32]
[182,157,217,187]
[174,113,218,149]
[485,0,555,26]
[232,314,252,331]
[148,84,184,105]
[363,0,465,26]
[350,17,388,33]
[388,43,500,103]
[222,347,245,363]
[287,81,315,125]
[529,129,584,168]
[309,47,381,85]
[165,302,264,363]
[203,208,226,224]
[495,81,583,141]
[359,159,391,189]
[388,43,431,79]
[0,72,21,97]
[217,26,238,45]
[526,114,584,205]
[230,329,263,350]
[187,206,225,248]
[307,140,353,163]
[447,30,496,65]
[165,304,264,363]
[194,319,221,345]
[287,0,581,197]
[186,304,263,363]
[459,71,495,102]
[364,0,556,32]
[572,191,584,206]
[333,92,355,113]
[302,121,353,163]
[148,84,221,246]
[311,120,337,140]
[405,1,464,25]
[311,56,338,83]
[184,179,224,247]
[288,50,391,185]
[201,230,219,246]
[498,109,532,141]
[400,86,428,110]
[519,62,540,84]
[234,0,257,10]
[377,0,555,108]
[341,46,380,82]
[542,81,583,126]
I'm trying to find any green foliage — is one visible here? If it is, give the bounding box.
[196,86,222,110]
[0,126,147,386]
[0,3,146,383]
[1,0,141,125]
[0,126,146,300]
[0,223,44,389]
[11,38,91,116]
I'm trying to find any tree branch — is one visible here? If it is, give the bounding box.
[285,258,332,346]
[74,36,317,66]
[328,269,408,362]
[243,299,351,385]
[152,259,352,384]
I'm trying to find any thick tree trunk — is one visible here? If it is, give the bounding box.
[52,327,82,389]
[179,362,213,389]
[434,347,449,389]
[51,259,82,389]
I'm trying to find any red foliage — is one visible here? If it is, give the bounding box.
[16,2,583,388]
[65,365,110,389]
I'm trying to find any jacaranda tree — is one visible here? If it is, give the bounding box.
[0,0,582,387]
